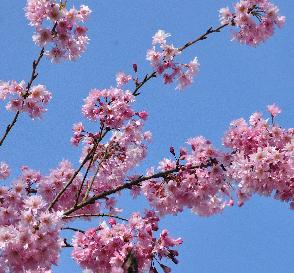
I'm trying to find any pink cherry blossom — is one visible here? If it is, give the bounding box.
[146,30,200,90]
[143,136,232,216]
[224,107,294,207]
[72,211,182,273]
[25,0,92,62]
[219,0,285,46]
[267,103,281,117]
[0,80,52,119]
[0,162,10,180]
[116,72,132,88]
[82,88,135,129]
[0,168,64,272]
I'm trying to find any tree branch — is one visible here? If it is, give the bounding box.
[63,160,216,216]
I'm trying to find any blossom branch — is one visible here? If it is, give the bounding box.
[0,47,45,147]
[0,1,70,147]
[132,23,229,96]
[63,160,217,216]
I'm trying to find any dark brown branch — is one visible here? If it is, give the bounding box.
[63,238,73,248]
[178,23,229,52]
[74,142,98,206]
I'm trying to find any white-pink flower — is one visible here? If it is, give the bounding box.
[0,162,10,180]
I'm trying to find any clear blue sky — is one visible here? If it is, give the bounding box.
[0,1,294,272]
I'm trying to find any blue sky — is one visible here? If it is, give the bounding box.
[0,1,294,272]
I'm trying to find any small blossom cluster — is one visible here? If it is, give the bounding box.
[72,211,182,273]
[81,88,135,129]
[143,137,232,216]
[0,80,52,119]
[0,162,10,180]
[25,0,91,62]
[223,106,294,207]
[38,160,97,214]
[219,0,285,46]
[0,168,64,272]
[146,30,200,90]
[116,72,132,88]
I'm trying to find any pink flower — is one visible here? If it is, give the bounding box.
[0,162,10,180]
[72,211,181,273]
[152,30,171,45]
[146,30,200,90]
[267,103,281,117]
[0,80,52,119]
[25,1,91,62]
[116,72,132,88]
[220,0,285,46]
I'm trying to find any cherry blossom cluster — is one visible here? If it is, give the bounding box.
[72,211,182,273]
[0,162,10,180]
[223,105,294,207]
[219,0,285,46]
[25,0,91,62]
[0,167,64,272]
[81,88,136,129]
[0,80,52,119]
[72,82,151,199]
[142,137,233,216]
[38,160,98,214]
[116,72,132,88]
[146,30,200,90]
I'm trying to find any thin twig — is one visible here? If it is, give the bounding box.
[178,23,229,52]
[63,238,73,248]
[75,142,98,206]
[0,46,44,147]
[62,227,85,233]
[82,150,110,203]
[62,213,128,222]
